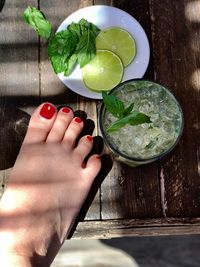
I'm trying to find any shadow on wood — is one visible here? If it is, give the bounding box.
[0,0,5,12]
[0,104,30,170]
[101,235,200,267]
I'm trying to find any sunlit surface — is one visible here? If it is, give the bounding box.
[185,0,200,176]
[190,69,200,91]
[52,240,139,267]
[185,1,200,22]
[185,1,200,92]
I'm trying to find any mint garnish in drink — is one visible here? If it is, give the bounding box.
[102,91,151,132]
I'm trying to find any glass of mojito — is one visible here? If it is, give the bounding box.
[99,80,184,167]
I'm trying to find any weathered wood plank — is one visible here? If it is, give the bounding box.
[39,0,100,220]
[0,0,39,194]
[73,218,200,239]
[94,0,110,4]
[149,0,200,216]
[98,0,161,220]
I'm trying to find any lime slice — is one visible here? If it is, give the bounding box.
[82,50,123,92]
[96,27,136,67]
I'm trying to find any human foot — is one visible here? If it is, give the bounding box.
[0,103,101,265]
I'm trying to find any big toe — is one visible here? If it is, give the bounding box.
[23,103,57,144]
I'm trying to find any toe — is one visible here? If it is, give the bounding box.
[46,107,74,143]
[83,154,101,181]
[62,117,84,149]
[23,103,57,144]
[73,135,93,162]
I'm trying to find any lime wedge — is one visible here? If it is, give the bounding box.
[96,27,136,67]
[82,50,123,92]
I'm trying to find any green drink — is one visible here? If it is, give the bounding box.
[99,80,183,166]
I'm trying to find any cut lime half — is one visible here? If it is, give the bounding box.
[82,50,123,92]
[96,27,136,67]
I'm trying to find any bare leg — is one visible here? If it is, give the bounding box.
[0,103,101,266]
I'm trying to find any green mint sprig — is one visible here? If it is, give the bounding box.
[102,91,151,133]
[23,6,52,40]
[23,7,100,76]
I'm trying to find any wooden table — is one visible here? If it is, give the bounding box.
[0,0,200,238]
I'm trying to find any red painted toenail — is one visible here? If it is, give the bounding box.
[40,103,56,119]
[75,117,82,123]
[62,107,71,113]
[87,135,93,141]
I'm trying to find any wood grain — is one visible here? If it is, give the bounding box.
[98,0,162,220]
[73,218,200,239]
[0,0,39,195]
[149,0,200,216]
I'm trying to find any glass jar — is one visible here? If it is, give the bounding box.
[99,79,184,167]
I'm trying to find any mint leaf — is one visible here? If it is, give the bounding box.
[76,29,96,68]
[78,19,100,36]
[67,22,82,39]
[102,91,125,118]
[23,6,52,40]
[89,22,101,36]
[24,7,100,75]
[64,54,77,76]
[48,19,100,73]
[74,19,100,67]
[106,112,151,133]
[122,103,134,116]
[129,112,151,125]
[48,30,77,74]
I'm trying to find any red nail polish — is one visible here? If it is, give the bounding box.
[62,107,71,113]
[75,117,82,123]
[87,135,93,141]
[40,103,56,120]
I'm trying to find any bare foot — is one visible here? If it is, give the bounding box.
[0,103,101,265]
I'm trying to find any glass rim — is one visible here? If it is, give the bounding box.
[99,79,184,162]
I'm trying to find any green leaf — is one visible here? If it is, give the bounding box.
[122,103,134,116]
[67,22,82,39]
[64,54,77,76]
[78,19,100,35]
[129,112,151,126]
[106,112,151,132]
[102,92,125,118]
[23,6,52,40]
[48,30,77,74]
[23,6,100,76]
[89,22,101,36]
[72,19,100,68]
[76,29,96,68]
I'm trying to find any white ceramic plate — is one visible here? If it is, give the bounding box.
[57,5,150,99]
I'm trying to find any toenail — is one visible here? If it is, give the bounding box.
[86,135,93,141]
[74,117,82,123]
[62,107,71,113]
[40,103,56,119]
